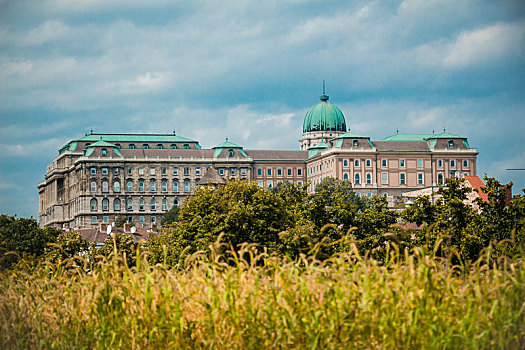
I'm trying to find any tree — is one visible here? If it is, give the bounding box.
[161,206,180,226]
[114,216,128,228]
[94,233,137,267]
[45,231,90,265]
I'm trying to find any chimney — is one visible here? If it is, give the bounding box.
[151,223,157,231]
[123,223,130,232]
[99,222,107,232]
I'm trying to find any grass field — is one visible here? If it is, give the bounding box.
[1,243,524,349]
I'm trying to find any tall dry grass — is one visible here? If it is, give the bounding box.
[0,242,524,349]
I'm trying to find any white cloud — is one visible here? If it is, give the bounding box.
[23,20,69,45]
[0,138,65,158]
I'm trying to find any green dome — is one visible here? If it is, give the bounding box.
[303,94,347,133]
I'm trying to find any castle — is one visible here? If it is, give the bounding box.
[39,90,478,229]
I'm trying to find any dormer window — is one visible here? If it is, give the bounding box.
[157,144,163,149]
[129,144,136,149]
[353,140,358,147]
[143,144,149,149]
[170,144,177,149]
[101,148,107,157]
[183,144,190,149]
[228,149,234,157]
[448,140,454,148]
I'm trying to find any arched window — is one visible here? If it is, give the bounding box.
[129,144,136,149]
[366,173,372,184]
[183,144,189,149]
[127,180,133,192]
[90,198,97,211]
[139,198,145,210]
[161,180,167,192]
[353,140,358,147]
[138,180,144,192]
[173,181,179,192]
[173,198,179,207]
[102,198,109,211]
[150,198,156,210]
[343,173,349,180]
[113,181,120,192]
[228,149,234,157]
[150,179,156,192]
[90,181,96,192]
[101,148,107,156]
[170,144,177,149]
[113,198,120,211]
[162,198,167,210]
[354,159,360,167]
[102,181,109,192]
[157,144,163,149]
[343,159,348,167]
[438,173,444,185]
[366,159,371,167]
[184,180,190,192]
[143,144,149,149]
[355,173,360,185]
[127,198,133,211]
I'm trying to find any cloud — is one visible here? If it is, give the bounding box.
[23,20,69,45]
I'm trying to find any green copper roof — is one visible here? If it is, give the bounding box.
[380,133,434,141]
[77,133,199,143]
[86,140,119,148]
[212,138,247,157]
[303,94,347,133]
[331,131,370,139]
[425,131,466,139]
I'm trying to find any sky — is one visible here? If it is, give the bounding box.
[1,0,524,218]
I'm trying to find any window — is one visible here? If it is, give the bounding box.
[437,159,443,168]
[103,216,108,223]
[90,198,97,211]
[287,168,292,176]
[354,173,360,185]
[366,173,372,184]
[297,168,302,176]
[139,199,145,211]
[162,199,167,211]
[463,160,468,168]
[150,167,155,175]
[138,180,144,192]
[101,148,107,157]
[143,144,149,149]
[450,160,456,168]
[102,168,108,175]
[367,192,372,198]
[90,181,96,192]
[129,144,136,149]
[230,168,236,176]
[127,199,133,211]
[297,181,303,185]
[267,168,272,176]
[170,144,177,149]
[366,159,371,167]
[257,180,263,187]
[127,216,132,223]
[150,179,156,192]
[277,168,282,176]
[102,198,109,211]
[400,173,406,185]
[113,181,120,192]
[113,198,120,211]
[173,199,179,207]
[138,168,144,175]
[448,140,454,148]
[228,149,234,157]
[184,168,190,176]
[183,144,189,149]
[382,159,387,168]
[354,159,360,167]
[184,180,190,192]
[139,216,144,223]
[417,159,423,168]
[150,199,156,210]
[267,180,273,188]
[219,168,224,175]
[127,180,133,192]
[257,168,262,176]
[417,173,424,185]
[113,168,119,175]
[161,180,167,192]
[157,144,163,149]
[343,173,349,180]
[90,167,96,175]
[381,173,388,185]
[241,168,247,175]
[343,159,348,167]
[91,216,97,223]
[196,167,201,175]
[102,181,109,192]
[173,181,179,192]
[161,167,167,175]
[172,167,178,175]
[151,216,156,223]
[353,140,358,147]
[115,144,120,149]
[356,192,361,198]
[126,167,132,175]
[400,159,405,168]
[438,173,444,185]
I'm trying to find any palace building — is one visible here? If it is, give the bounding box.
[39,90,478,229]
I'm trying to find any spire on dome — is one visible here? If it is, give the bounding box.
[320,80,329,101]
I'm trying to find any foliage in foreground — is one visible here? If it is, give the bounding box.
[1,243,524,349]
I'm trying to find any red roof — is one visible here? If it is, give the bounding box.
[464,176,488,203]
